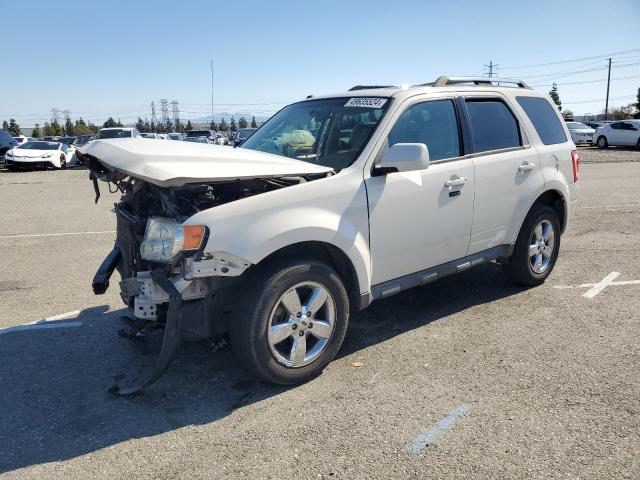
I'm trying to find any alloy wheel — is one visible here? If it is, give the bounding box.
[267,281,336,368]
[529,220,555,274]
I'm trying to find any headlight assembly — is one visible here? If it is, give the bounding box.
[140,218,206,263]
[41,153,53,158]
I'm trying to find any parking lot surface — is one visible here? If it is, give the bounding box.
[0,148,639,479]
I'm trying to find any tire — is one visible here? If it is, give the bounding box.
[230,257,350,384]
[596,136,608,149]
[58,157,67,170]
[504,204,561,286]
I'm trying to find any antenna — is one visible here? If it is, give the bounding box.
[210,59,214,123]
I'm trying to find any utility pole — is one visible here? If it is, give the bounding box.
[210,59,214,124]
[484,61,498,78]
[604,57,612,120]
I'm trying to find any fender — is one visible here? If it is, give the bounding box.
[185,171,372,294]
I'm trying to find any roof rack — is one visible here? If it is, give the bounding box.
[426,76,530,89]
[348,85,398,91]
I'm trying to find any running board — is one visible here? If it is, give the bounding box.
[371,245,514,300]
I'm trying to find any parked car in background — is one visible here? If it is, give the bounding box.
[73,135,95,146]
[594,120,640,148]
[58,136,77,146]
[234,127,257,146]
[95,127,141,139]
[185,129,216,142]
[43,136,61,141]
[13,135,37,145]
[1,129,18,162]
[565,121,595,145]
[583,121,603,129]
[5,141,75,170]
[167,133,184,141]
[183,136,214,144]
[140,133,164,139]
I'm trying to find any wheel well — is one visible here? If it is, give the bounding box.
[533,190,566,232]
[257,241,362,311]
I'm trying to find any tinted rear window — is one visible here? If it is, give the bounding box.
[516,96,567,145]
[465,99,521,152]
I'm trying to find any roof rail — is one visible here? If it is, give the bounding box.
[348,85,398,91]
[428,76,530,89]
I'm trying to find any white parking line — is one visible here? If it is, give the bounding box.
[0,310,82,336]
[0,230,115,240]
[580,204,640,209]
[406,403,471,454]
[553,271,640,298]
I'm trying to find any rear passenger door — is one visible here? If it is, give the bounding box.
[462,96,544,255]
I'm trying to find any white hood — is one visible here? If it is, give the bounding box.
[12,149,57,158]
[80,138,332,187]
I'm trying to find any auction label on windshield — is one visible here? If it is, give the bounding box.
[344,97,388,108]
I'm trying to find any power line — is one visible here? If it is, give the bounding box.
[500,48,640,70]
[531,74,640,87]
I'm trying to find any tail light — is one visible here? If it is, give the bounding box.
[571,150,580,182]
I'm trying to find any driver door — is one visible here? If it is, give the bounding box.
[365,98,475,286]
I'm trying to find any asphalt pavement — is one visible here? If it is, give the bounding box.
[0,147,638,479]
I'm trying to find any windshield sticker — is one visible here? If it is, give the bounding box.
[344,97,388,108]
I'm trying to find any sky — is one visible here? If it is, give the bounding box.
[1,0,639,127]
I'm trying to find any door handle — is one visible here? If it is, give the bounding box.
[518,161,536,172]
[444,176,467,188]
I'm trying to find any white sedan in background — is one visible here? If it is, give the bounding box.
[13,135,36,145]
[594,120,640,148]
[4,141,76,170]
[565,121,595,145]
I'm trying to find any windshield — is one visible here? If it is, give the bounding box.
[184,137,208,143]
[237,128,256,140]
[566,122,588,130]
[96,129,131,139]
[18,141,59,150]
[187,130,211,137]
[241,97,390,169]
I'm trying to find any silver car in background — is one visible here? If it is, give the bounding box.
[566,121,595,145]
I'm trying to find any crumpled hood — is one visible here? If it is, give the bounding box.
[79,138,332,187]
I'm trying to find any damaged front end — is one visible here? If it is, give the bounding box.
[80,145,330,395]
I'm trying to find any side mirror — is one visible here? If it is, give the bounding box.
[375,143,430,175]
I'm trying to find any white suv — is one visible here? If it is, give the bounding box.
[81,76,579,394]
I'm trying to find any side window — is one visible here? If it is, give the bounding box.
[610,122,622,130]
[465,99,521,152]
[516,96,567,145]
[387,100,460,161]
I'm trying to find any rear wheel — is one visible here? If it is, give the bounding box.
[58,156,67,169]
[230,257,349,384]
[504,205,561,286]
[596,136,608,149]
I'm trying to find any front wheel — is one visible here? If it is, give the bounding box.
[504,205,561,286]
[230,257,349,384]
[596,136,608,149]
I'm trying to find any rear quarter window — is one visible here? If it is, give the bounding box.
[516,96,567,145]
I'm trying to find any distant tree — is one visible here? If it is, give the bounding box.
[239,116,248,129]
[87,122,100,134]
[32,123,43,138]
[186,120,193,132]
[2,120,8,131]
[608,104,634,120]
[73,118,91,135]
[561,110,574,120]
[251,116,257,128]
[230,116,237,132]
[135,117,146,132]
[219,117,228,131]
[165,118,173,133]
[209,120,217,131]
[7,118,21,136]
[103,117,118,128]
[549,83,562,111]
[174,118,184,133]
[143,119,151,132]
[64,117,75,136]
[51,119,63,136]
[150,121,156,133]
[43,122,53,136]
[634,87,640,119]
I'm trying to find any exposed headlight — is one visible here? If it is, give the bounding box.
[41,153,53,158]
[5,151,13,158]
[140,218,206,263]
